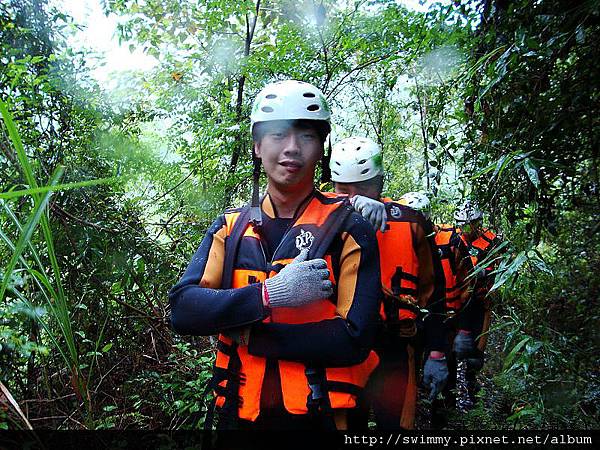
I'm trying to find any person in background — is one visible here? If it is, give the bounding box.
[330,136,447,430]
[451,200,503,403]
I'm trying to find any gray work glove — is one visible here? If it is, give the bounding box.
[264,248,333,308]
[423,357,448,401]
[350,195,387,233]
[453,330,476,359]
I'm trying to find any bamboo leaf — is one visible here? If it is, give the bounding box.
[504,336,531,371]
[523,158,540,188]
[0,177,117,200]
[0,167,63,301]
[101,343,113,353]
[489,250,528,292]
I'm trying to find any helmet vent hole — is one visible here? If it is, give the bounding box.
[358,159,367,164]
[332,170,340,176]
[360,168,370,175]
[335,161,341,166]
[261,106,274,113]
[356,146,362,150]
[307,104,320,111]
[303,92,316,98]
[265,94,277,99]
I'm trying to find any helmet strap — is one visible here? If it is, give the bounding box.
[250,152,262,228]
[321,136,331,183]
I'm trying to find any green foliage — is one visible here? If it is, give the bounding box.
[458,0,600,239]
[97,342,214,430]
[1,0,598,431]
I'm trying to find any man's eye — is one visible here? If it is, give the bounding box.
[302,133,317,140]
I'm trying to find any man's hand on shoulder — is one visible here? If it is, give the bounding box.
[350,194,387,233]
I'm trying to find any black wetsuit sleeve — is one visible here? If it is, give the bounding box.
[168,215,268,336]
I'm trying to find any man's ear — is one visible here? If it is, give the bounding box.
[254,142,262,159]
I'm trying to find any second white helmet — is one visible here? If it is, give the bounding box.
[399,192,431,219]
[250,80,331,132]
[330,136,383,183]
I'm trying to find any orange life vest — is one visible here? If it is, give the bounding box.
[434,224,466,312]
[461,228,500,299]
[213,193,379,422]
[377,199,426,324]
[461,229,499,272]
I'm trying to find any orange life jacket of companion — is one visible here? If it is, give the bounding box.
[461,229,499,273]
[461,228,500,298]
[377,199,426,324]
[213,193,379,422]
[434,224,466,312]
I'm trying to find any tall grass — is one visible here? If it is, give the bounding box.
[0,99,114,427]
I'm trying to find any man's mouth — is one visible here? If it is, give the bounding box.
[279,160,303,171]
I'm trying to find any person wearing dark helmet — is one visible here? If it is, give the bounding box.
[168,80,381,430]
[451,200,502,404]
[330,136,447,430]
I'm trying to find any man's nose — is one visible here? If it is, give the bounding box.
[282,132,301,155]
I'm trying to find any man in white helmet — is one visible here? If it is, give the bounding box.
[330,136,447,430]
[169,81,381,431]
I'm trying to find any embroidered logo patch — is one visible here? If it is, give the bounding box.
[390,205,402,219]
[295,228,314,252]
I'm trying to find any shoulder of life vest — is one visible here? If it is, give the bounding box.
[224,205,245,215]
[435,224,459,244]
[320,191,350,201]
[482,228,498,242]
[215,191,378,421]
[436,223,457,233]
[383,200,427,225]
[469,228,498,251]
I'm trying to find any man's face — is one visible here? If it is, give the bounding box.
[333,180,380,200]
[460,220,481,237]
[254,121,323,191]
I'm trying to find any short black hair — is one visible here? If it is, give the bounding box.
[351,175,384,194]
[333,174,384,199]
[252,119,330,145]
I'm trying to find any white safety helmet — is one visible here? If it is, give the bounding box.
[250,80,331,132]
[454,200,484,224]
[329,136,383,183]
[399,192,431,219]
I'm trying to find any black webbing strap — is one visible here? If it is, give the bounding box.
[259,197,351,423]
[303,199,353,429]
[480,231,495,245]
[383,294,421,323]
[438,244,453,259]
[216,339,235,356]
[307,200,354,260]
[221,205,252,290]
[202,206,253,431]
[305,366,337,430]
[326,381,362,397]
[209,342,242,431]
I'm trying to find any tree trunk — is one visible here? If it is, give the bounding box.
[223,1,261,209]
